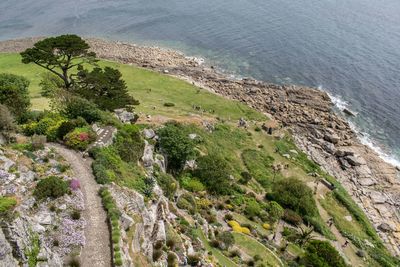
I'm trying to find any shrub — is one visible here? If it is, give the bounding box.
[166,238,176,249]
[61,96,102,123]
[228,220,251,235]
[216,231,234,249]
[71,210,81,220]
[187,254,201,266]
[267,177,317,218]
[301,240,346,267]
[181,176,205,192]
[0,196,17,215]
[56,117,88,140]
[177,193,196,214]
[155,173,178,199]
[239,171,252,184]
[158,122,197,173]
[0,73,30,121]
[68,257,80,267]
[244,199,262,218]
[52,239,59,247]
[267,201,284,223]
[23,113,66,141]
[0,104,15,132]
[64,127,96,151]
[283,209,303,226]
[194,154,232,195]
[164,102,175,107]
[153,249,163,261]
[114,124,144,163]
[262,223,271,230]
[224,213,233,221]
[33,176,69,200]
[167,252,177,267]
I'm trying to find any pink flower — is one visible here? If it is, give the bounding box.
[78,132,89,141]
[70,179,80,190]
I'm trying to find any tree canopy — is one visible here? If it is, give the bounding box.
[0,73,30,121]
[74,66,139,110]
[20,35,96,89]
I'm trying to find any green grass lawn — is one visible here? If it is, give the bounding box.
[0,53,264,121]
[232,232,283,267]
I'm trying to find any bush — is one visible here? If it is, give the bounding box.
[194,154,232,195]
[301,240,346,267]
[114,124,144,163]
[158,122,197,173]
[0,104,15,132]
[244,199,262,219]
[61,96,102,123]
[0,73,30,121]
[267,177,317,218]
[164,102,175,107]
[34,176,69,200]
[283,209,303,226]
[156,173,178,199]
[23,113,66,141]
[39,72,64,97]
[0,196,17,215]
[153,249,163,261]
[71,210,81,220]
[267,201,284,223]
[181,176,205,192]
[239,171,252,184]
[167,252,178,267]
[216,231,234,249]
[177,193,196,214]
[64,127,96,150]
[187,254,201,266]
[56,117,88,140]
[228,220,251,235]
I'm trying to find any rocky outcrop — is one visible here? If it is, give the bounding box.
[0,228,18,267]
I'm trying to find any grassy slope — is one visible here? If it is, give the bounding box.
[232,233,283,267]
[0,53,264,121]
[1,52,395,265]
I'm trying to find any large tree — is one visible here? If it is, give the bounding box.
[20,35,96,89]
[74,66,139,110]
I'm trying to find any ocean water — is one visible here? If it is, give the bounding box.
[1,0,399,166]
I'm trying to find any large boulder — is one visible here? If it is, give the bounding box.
[346,155,366,166]
[0,228,18,267]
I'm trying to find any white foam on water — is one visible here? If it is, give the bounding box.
[325,91,400,168]
[347,121,400,168]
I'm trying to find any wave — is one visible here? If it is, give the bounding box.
[325,90,400,168]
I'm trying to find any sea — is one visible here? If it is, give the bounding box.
[0,0,399,167]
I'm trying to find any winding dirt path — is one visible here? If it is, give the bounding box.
[49,144,111,267]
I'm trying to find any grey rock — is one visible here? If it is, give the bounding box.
[346,155,366,166]
[36,213,52,225]
[120,213,134,231]
[143,129,156,139]
[358,178,376,186]
[378,223,393,232]
[33,223,46,233]
[323,142,336,154]
[369,192,387,204]
[0,228,18,267]
[335,149,354,157]
[324,133,340,144]
[142,140,154,168]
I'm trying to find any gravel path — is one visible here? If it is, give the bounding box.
[49,144,112,267]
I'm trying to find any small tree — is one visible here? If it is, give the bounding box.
[20,35,96,89]
[74,66,138,110]
[194,154,232,195]
[216,231,234,249]
[0,73,30,121]
[267,201,284,223]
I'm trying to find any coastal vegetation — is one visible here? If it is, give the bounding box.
[0,35,398,267]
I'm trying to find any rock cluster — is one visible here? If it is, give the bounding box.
[0,147,86,266]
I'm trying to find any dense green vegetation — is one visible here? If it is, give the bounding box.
[1,35,397,267]
[0,196,17,215]
[33,176,69,200]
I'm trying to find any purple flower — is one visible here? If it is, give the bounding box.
[70,179,80,190]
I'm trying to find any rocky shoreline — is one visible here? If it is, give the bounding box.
[0,37,399,256]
